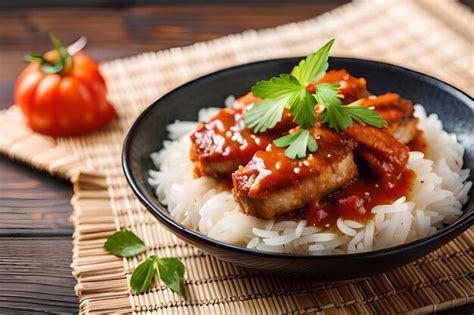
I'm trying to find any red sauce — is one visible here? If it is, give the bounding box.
[304,165,415,228]
[191,108,274,161]
[407,129,427,153]
[299,129,421,228]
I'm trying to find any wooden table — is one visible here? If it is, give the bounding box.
[0,1,472,313]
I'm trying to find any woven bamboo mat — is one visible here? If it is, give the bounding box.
[1,0,473,313]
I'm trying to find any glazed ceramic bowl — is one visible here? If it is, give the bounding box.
[122,57,473,280]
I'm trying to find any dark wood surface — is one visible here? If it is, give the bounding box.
[0,2,348,313]
[0,1,472,313]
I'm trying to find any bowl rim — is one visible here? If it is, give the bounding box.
[122,56,473,260]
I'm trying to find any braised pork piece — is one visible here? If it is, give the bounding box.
[358,93,418,144]
[232,124,357,219]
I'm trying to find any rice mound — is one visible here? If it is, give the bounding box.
[148,104,471,254]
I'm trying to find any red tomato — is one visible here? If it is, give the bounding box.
[14,47,115,137]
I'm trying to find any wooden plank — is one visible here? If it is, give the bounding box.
[0,156,73,235]
[0,237,78,313]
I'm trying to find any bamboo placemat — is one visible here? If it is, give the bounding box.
[1,0,473,313]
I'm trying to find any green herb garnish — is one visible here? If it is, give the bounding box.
[104,230,186,296]
[317,83,386,132]
[273,129,318,159]
[244,39,386,159]
[104,230,146,257]
[130,256,186,296]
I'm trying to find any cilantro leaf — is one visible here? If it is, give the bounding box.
[344,106,387,128]
[104,230,146,257]
[251,74,302,99]
[290,39,334,84]
[288,90,317,129]
[157,258,186,297]
[274,129,318,159]
[130,256,158,293]
[244,97,288,133]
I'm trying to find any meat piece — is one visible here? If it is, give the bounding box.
[358,93,417,144]
[389,118,418,144]
[191,70,369,178]
[190,107,285,178]
[232,125,357,219]
[319,70,370,104]
[343,123,409,184]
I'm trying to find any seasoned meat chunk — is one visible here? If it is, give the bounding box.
[232,125,357,219]
[319,70,370,104]
[359,93,417,144]
[190,105,292,178]
[343,123,409,184]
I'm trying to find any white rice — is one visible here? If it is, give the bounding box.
[148,105,471,254]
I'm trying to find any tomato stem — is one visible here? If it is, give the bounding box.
[24,33,73,75]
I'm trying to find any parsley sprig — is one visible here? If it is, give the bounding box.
[104,230,186,296]
[317,83,386,132]
[244,39,386,159]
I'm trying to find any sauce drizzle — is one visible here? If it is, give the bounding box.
[304,166,415,228]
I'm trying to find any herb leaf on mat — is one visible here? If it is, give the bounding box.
[104,230,186,296]
[130,256,186,296]
[157,258,186,297]
[130,256,158,294]
[104,230,146,257]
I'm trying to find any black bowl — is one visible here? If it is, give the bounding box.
[122,57,473,280]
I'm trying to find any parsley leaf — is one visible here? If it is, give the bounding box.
[317,83,352,132]
[314,83,341,109]
[288,90,317,129]
[273,130,301,147]
[290,39,334,84]
[274,129,318,159]
[251,74,302,99]
[104,230,146,257]
[344,105,387,128]
[244,97,288,133]
[130,256,158,293]
[317,84,387,131]
[246,74,304,133]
